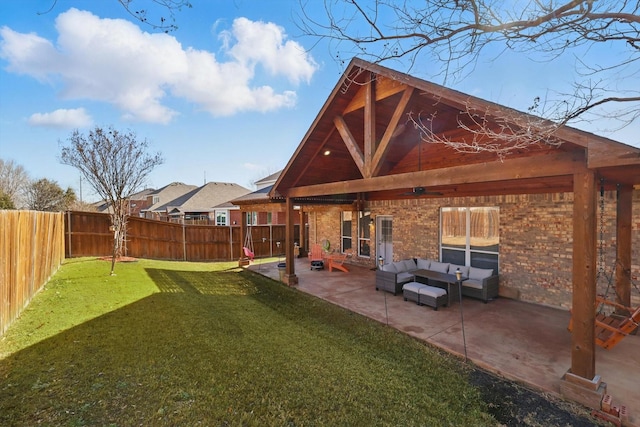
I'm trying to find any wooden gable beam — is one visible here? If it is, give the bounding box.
[364,75,375,178]
[333,115,366,177]
[343,75,407,114]
[285,151,586,198]
[372,87,415,177]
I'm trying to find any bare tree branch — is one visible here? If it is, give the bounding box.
[298,0,640,154]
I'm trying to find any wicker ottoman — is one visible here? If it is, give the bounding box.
[418,285,448,310]
[402,282,426,305]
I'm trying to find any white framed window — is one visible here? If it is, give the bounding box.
[357,211,371,257]
[440,207,499,273]
[246,212,257,226]
[341,211,352,252]
[215,211,227,226]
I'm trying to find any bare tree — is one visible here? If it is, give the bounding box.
[24,178,75,212]
[60,126,163,275]
[0,159,30,208]
[299,1,640,153]
[39,0,192,32]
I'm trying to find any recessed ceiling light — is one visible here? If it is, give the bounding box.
[323,150,331,156]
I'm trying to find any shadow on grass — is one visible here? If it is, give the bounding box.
[0,267,494,426]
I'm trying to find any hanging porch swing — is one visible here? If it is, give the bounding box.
[568,180,640,350]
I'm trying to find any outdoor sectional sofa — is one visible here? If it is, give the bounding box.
[375,258,499,303]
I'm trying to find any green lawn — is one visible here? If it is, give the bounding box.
[0,257,496,426]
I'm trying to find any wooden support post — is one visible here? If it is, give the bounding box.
[615,185,632,314]
[571,171,597,380]
[284,197,298,286]
[363,73,375,178]
[299,208,306,257]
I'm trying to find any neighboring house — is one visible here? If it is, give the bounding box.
[92,188,155,216]
[141,182,198,221]
[155,181,251,225]
[232,170,294,226]
[237,58,640,403]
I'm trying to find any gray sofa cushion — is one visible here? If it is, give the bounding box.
[462,279,484,290]
[449,264,470,277]
[469,267,493,280]
[396,271,415,284]
[392,261,405,272]
[416,258,431,270]
[430,261,450,273]
[418,285,447,298]
[381,263,397,273]
[402,259,417,271]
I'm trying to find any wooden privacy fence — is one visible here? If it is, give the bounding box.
[1,210,65,337]
[65,211,296,261]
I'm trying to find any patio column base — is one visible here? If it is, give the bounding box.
[283,274,298,287]
[560,370,607,411]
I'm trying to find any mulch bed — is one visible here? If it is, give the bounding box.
[469,368,605,426]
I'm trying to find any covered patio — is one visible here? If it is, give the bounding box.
[248,258,640,424]
[233,58,640,422]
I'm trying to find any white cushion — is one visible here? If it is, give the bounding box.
[418,285,447,298]
[430,261,450,273]
[469,267,493,280]
[403,282,427,292]
[416,258,431,270]
[402,259,417,271]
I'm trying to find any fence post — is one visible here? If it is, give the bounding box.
[66,210,72,258]
[182,224,187,261]
[269,224,273,257]
[229,226,233,261]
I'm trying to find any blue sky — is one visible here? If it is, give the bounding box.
[1,1,638,202]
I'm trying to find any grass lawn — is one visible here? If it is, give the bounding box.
[0,257,497,426]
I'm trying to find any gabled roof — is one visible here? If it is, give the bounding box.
[157,182,250,214]
[255,170,282,190]
[143,182,198,213]
[272,58,640,202]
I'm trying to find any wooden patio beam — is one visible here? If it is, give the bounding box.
[363,75,375,178]
[571,171,597,380]
[372,87,414,177]
[334,116,366,177]
[615,184,632,313]
[284,151,586,198]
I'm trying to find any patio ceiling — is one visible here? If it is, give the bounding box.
[273,58,640,203]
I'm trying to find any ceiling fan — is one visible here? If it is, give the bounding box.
[400,186,442,197]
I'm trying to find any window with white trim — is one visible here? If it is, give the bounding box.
[341,211,352,252]
[215,211,227,226]
[358,211,371,257]
[440,207,499,273]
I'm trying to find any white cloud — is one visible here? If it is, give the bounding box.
[0,9,318,123]
[28,108,92,128]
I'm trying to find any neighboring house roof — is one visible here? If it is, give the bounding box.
[143,182,198,214]
[255,170,282,190]
[157,182,251,214]
[231,184,273,205]
[93,188,156,213]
